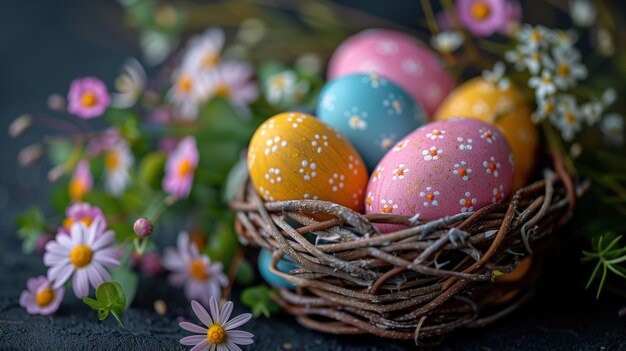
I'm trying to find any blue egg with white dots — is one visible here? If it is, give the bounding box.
[258,249,299,290]
[317,73,426,171]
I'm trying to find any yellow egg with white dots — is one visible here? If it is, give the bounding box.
[248,112,368,212]
[435,78,539,190]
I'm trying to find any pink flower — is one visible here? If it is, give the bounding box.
[163,137,199,199]
[69,160,93,201]
[44,220,120,298]
[179,297,254,351]
[19,276,64,315]
[457,0,509,37]
[140,252,165,277]
[163,232,228,306]
[67,77,110,119]
[59,203,107,236]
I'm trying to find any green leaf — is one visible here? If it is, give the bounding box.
[241,285,280,318]
[98,309,109,321]
[47,141,74,166]
[235,259,255,286]
[96,282,121,307]
[83,297,105,310]
[139,152,166,189]
[109,272,135,308]
[110,310,125,328]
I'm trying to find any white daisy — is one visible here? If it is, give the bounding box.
[168,67,211,120]
[265,70,297,105]
[430,31,464,54]
[181,28,225,72]
[532,95,557,123]
[529,70,557,100]
[554,95,582,141]
[111,58,146,109]
[546,47,587,90]
[44,220,120,298]
[104,139,133,196]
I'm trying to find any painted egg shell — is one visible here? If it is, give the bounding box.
[365,118,514,233]
[258,249,298,290]
[317,73,426,171]
[328,28,455,117]
[435,77,538,190]
[248,112,368,211]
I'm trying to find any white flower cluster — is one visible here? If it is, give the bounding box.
[264,70,310,107]
[505,25,622,145]
[167,28,259,120]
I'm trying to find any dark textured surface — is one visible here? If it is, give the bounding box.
[1,1,625,350]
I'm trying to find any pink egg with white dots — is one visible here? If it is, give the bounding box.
[365,118,514,233]
[328,29,456,117]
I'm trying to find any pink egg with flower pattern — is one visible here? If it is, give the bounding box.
[328,29,455,117]
[365,118,514,233]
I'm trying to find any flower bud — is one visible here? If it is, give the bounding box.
[133,217,153,237]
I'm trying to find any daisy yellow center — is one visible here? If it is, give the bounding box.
[366,197,372,206]
[177,158,194,177]
[432,130,441,136]
[392,100,401,110]
[105,150,120,170]
[488,162,496,171]
[177,76,193,93]
[381,139,393,149]
[214,84,230,98]
[558,63,570,77]
[495,193,502,201]
[531,30,542,43]
[35,288,55,307]
[271,76,286,89]
[373,171,380,179]
[64,217,93,229]
[429,149,438,156]
[544,102,554,114]
[565,112,576,124]
[81,92,98,107]
[471,1,491,21]
[395,169,405,176]
[189,259,209,281]
[483,131,492,139]
[458,168,468,177]
[207,324,226,345]
[201,53,219,69]
[381,205,393,213]
[69,179,88,200]
[427,194,434,201]
[464,199,473,207]
[69,245,93,268]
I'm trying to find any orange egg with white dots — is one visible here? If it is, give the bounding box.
[247,112,368,212]
[435,78,539,190]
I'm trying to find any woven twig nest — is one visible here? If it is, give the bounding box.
[230,154,578,342]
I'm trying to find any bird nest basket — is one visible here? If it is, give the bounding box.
[230,153,579,342]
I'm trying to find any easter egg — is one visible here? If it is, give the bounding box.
[365,118,514,233]
[258,249,298,290]
[317,73,426,171]
[495,257,533,283]
[328,29,455,117]
[248,112,368,211]
[435,77,538,190]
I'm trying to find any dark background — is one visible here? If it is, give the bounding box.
[1,0,625,350]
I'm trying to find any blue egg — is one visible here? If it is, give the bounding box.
[317,73,426,171]
[258,249,299,290]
